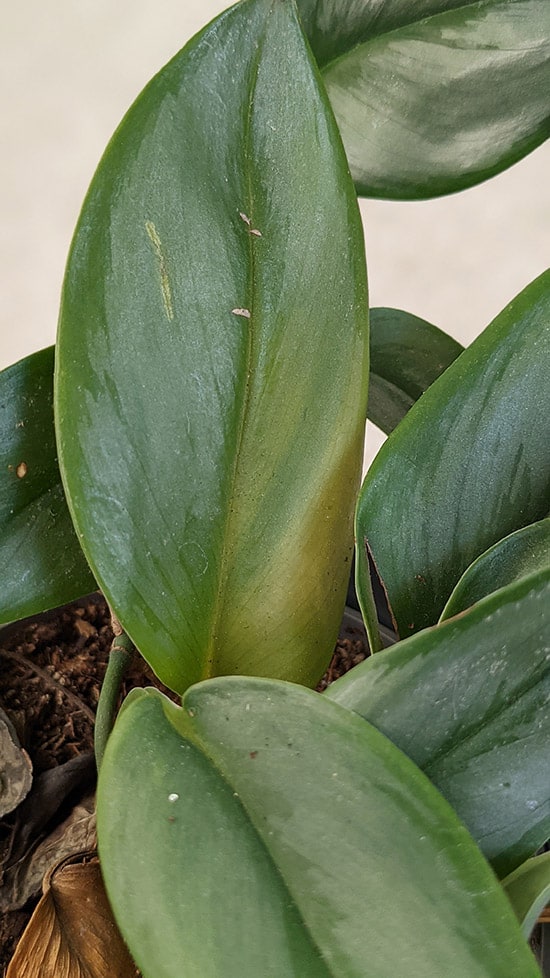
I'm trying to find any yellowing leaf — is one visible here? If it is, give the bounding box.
[55,0,369,694]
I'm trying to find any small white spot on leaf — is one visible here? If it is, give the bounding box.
[232,308,251,319]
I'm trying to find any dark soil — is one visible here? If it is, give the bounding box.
[0,595,369,975]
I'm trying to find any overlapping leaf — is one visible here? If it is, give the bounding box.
[55,0,369,694]
[295,0,550,199]
[0,348,95,624]
[441,518,550,620]
[368,308,463,434]
[503,853,550,938]
[327,569,550,877]
[97,679,539,978]
[356,270,550,641]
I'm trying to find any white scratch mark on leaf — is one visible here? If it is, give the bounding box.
[145,220,174,321]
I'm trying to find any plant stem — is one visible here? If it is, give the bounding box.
[94,629,135,770]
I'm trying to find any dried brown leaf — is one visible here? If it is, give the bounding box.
[1,792,96,912]
[7,854,137,978]
[0,709,32,817]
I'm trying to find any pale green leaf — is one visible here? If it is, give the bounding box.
[97,679,540,977]
[503,853,550,938]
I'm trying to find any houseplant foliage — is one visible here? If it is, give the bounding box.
[296,0,550,198]
[97,680,541,978]
[356,270,550,644]
[367,307,463,434]
[503,853,550,938]
[1,0,549,974]
[55,0,370,695]
[0,347,94,624]
[327,566,550,877]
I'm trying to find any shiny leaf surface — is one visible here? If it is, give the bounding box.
[356,270,550,641]
[441,518,550,620]
[327,569,550,877]
[55,0,369,694]
[503,853,550,938]
[295,0,550,199]
[97,679,539,978]
[0,348,95,624]
[368,307,463,434]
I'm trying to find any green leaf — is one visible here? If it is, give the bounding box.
[0,348,95,624]
[503,853,550,938]
[97,679,540,978]
[55,0,369,694]
[326,569,550,877]
[441,519,550,620]
[356,270,550,641]
[295,0,550,199]
[368,308,463,434]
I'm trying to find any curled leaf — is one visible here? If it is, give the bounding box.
[368,308,463,434]
[503,852,550,938]
[1,791,97,913]
[440,518,550,620]
[7,853,136,978]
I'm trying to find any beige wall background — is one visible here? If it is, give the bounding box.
[2,0,549,464]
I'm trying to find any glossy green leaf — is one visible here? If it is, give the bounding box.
[295,0,550,199]
[327,569,550,877]
[357,270,550,641]
[55,0,369,694]
[368,307,463,434]
[97,679,540,978]
[0,348,95,624]
[441,519,550,620]
[503,853,550,938]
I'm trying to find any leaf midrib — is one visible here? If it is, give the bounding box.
[201,2,273,681]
